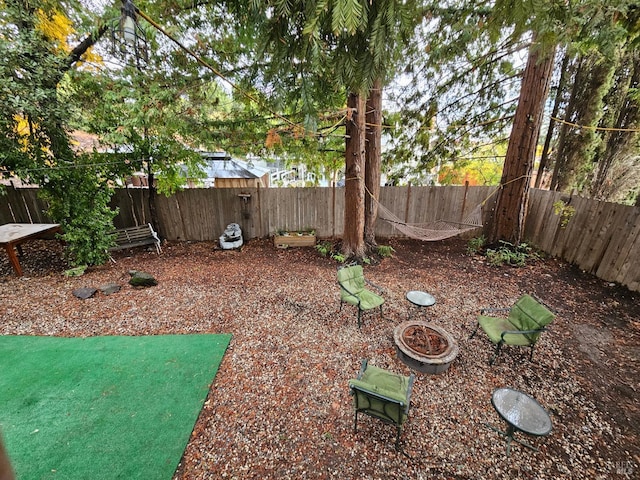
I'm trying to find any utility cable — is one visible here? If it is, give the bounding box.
[136,8,325,138]
[550,116,640,133]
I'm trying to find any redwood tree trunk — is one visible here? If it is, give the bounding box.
[364,79,382,245]
[536,52,570,189]
[342,92,366,258]
[590,52,640,200]
[488,42,556,244]
[552,54,615,192]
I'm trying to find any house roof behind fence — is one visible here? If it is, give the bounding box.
[200,152,270,179]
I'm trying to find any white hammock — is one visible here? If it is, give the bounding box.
[376,201,484,241]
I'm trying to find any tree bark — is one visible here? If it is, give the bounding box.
[342,92,366,258]
[590,52,640,201]
[488,42,556,244]
[552,53,616,192]
[550,57,581,191]
[535,52,570,189]
[364,79,382,246]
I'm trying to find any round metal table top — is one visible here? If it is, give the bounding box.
[491,388,552,437]
[406,290,436,307]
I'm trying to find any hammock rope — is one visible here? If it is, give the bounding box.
[362,176,528,241]
[375,200,484,241]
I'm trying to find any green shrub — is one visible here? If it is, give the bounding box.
[376,245,395,258]
[331,252,346,263]
[39,162,118,267]
[315,241,346,263]
[315,241,333,257]
[485,241,540,267]
[467,235,486,255]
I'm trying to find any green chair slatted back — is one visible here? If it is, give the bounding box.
[349,360,415,451]
[470,294,556,365]
[337,264,366,303]
[508,294,556,343]
[337,265,384,328]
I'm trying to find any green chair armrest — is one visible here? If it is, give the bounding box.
[500,328,547,341]
[356,359,368,378]
[365,278,385,294]
[349,380,408,406]
[480,307,511,315]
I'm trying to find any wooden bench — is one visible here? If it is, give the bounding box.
[108,223,161,254]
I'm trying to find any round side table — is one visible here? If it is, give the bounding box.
[486,387,552,456]
[406,290,436,319]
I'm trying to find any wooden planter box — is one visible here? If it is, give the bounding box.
[273,233,316,248]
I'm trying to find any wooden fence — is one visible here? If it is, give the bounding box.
[525,189,640,292]
[107,184,495,241]
[1,185,638,291]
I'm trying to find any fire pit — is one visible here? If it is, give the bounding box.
[393,320,459,374]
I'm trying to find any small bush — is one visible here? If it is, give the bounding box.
[467,235,486,255]
[315,241,333,257]
[331,252,346,263]
[485,241,540,267]
[376,245,395,258]
[315,241,346,263]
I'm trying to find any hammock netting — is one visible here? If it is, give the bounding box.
[376,202,484,241]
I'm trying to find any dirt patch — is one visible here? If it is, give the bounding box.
[573,324,613,364]
[1,236,639,479]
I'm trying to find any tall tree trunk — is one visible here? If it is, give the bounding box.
[488,42,555,244]
[590,52,640,201]
[550,57,581,191]
[552,53,616,192]
[536,52,570,188]
[342,92,366,258]
[364,79,382,246]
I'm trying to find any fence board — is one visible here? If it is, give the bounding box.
[597,206,639,281]
[530,190,564,252]
[559,196,593,262]
[2,188,46,223]
[376,186,405,237]
[620,232,640,291]
[0,189,23,223]
[111,188,150,229]
[2,186,638,292]
[569,199,607,270]
[575,201,618,274]
[152,193,180,240]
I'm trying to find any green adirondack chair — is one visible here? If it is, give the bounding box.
[349,359,416,451]
[470,294,556,365]
[337,264,384,328]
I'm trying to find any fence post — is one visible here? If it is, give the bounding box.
[404,182,412,224]
[461,181,469,221]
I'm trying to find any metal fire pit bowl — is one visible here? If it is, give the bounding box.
[393,320,459,374]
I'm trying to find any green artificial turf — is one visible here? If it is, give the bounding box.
[0,334,231,480]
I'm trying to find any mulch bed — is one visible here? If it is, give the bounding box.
[1,236,639,479]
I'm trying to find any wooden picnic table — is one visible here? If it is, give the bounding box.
[0,223,62,276]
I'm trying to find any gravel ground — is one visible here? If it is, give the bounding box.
[1,237,639,479]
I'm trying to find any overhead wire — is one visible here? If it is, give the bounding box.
[135,8,333,140]
[550,116,640,133]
